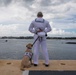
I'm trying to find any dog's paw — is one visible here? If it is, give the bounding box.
[26,65,31,68]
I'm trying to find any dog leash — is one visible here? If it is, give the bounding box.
[32,36,39,46]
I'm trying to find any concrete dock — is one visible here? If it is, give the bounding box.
[0,60,76,75]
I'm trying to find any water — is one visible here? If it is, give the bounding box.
[0,39,76,60]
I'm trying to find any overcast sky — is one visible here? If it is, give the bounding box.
[0,0,76,37]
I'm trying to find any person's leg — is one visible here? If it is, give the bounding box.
[33,36,40,65]
[41,39,49,65]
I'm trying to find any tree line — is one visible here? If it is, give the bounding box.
[0,36,76,39]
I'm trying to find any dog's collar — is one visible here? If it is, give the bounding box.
[27,47,32,49]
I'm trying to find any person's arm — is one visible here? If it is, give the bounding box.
[29,22,36,33]
[44,22,52,33]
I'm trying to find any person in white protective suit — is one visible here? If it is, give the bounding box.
[29,12,52,67]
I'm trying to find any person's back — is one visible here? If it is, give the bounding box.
[29,12,52,67]
[29,12,51,35]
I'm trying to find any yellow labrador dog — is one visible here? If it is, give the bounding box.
[20,43,33,71]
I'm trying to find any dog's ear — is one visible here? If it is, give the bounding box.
[26,44,31,47]
[31,44,33,47]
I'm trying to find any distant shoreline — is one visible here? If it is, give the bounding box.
[66,42,76,44]
[0,36,76,39]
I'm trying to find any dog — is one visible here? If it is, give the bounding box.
[20,43,33,71]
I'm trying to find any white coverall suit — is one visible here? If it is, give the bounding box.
[29,18,52,65]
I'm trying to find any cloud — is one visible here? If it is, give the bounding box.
[23,0,34,5]
[0,24,32,36]
[0,0,12,6]
[0,0,76,37]
[48,27,76,37]
[0,1,34,24]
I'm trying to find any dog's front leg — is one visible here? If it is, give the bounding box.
[30,59,33,65]
[30,54,33,65]
[20,63,25,71]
